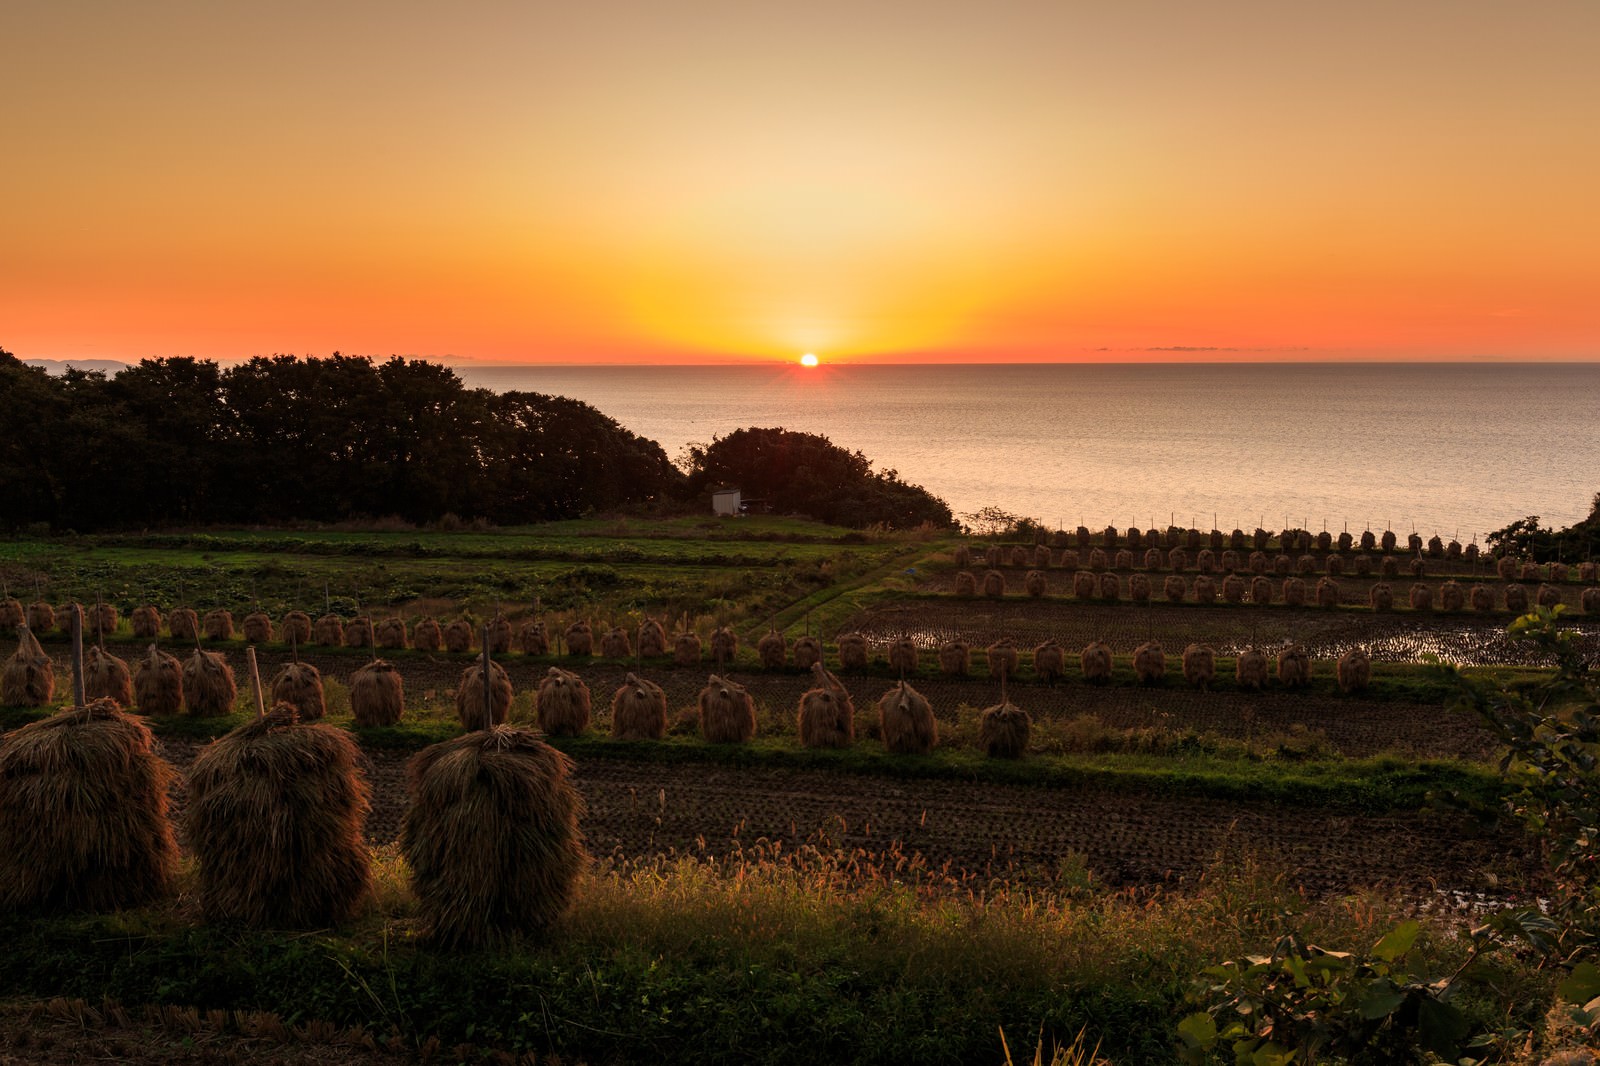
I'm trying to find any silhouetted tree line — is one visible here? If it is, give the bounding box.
[0,351,953,532]
[1486,495,1600,562]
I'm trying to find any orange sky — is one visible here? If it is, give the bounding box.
[4,1,1598,364]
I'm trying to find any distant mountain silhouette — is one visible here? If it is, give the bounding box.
[25,357,131,375]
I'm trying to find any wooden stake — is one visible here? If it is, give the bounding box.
[247,647,266,720]
[70,604,86,709]
[480,627,493,731]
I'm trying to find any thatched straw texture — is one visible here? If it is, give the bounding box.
[1338,532,1353,552]
[1080,641,1112,683]
[1195,549,1215,573]
[1032,640,1065,683]
[1250,576,1273,605]
[1538,584,1562,608]
[953,545,972,568]
[1408,533,1423,554]
[374,617,408,650]
[1088,548,1108,572]
[878,681,936,755]
[638,619,668,658]
[1470,585,1494,611]
[1103,525,1120,549]
[1464,543,1480,563]
[1354,554,1373,576]
[1282,577,1306,607]
[1273,555,1292,576]
[1495,556,1518,581]
[85,603,118,639]
[344,616,374,648]
[311,613,344,646]
[1317,532,1332,551]
[1236,649,1269,690]
[1504,585,1529,613]
[1337,649,1371,693]
[1580,562,1598,583]
[1168,548,1188,571]
[939,640,969,676]
[985,640,1019,679]
[131,606,162,639]
[1024,570,1048,598]
[1428,535,1444,557]
[978,700,1029,758]
[443,620,474,654]
[888,637,919,675]
[1409,557,1425,578]
[1060,549,1080,571]
[1379,557,1400,578]
[413,618,443,651]
[242,611,273,643]
[611,673,667,741]
[1439,581,1465,612]
[1381,530,1397,552]
[271,661,325,721]
[1034,544,1052,568]
[1129,573,1152,602]
[1326,554,1344,576]
[837,633,869,671]
[757,628,787,669]
[1075,526,1091,548]
[350,660,403,728]
[1144,548,1164,571]
[564,621,593,656]
[519,620,549,656]
[1316,577,1340,608]
[182,649,236,716]
[699,674,755,744]
[280,611,312,647]
[1133,641,1165,684]
[1248,551,1267,575]
[1114,549,1134,570]
[1296,555,1316,575]
[1182,644,1215,688]
[1010,545,1030,568]
[1097,572,1120,601]
[1447,540,1462,560]
[1360,531,1376,551]
[1186,528,1203,551]
[674,630,702,666]
[1221,551,1241,572]
[797,664,854,749]
[26,602,55,634]
[1072,571,1096,599]
[536,667,590,737]
[0,699,178,912]
[793,635,823,671]
[1581,588,1600,614]
[1127,527,1144,550]
[982,570,1007,598]
[1222,574,1246,604]
[203,609,236,642]
[187,706,370,928]
[1277,646,1310,688]
[84,645,132,706]
[710,626,738,663]
[483,616,512,655]
[0,598,21,632]
[1551,563,1569,583]
[1050,530,1070,548]
[954,571,977,598]
[168,607,199,641]
[1229,529,1246,550]
[1193,575,1217,604]
[2,627,53,708]
[1252,528,1270,550]
[402,727,585,948]
[133,645,182,716]
[1163,575,1187,602]
[983,545,1004,569]
[1369,583,1393,611]
[456,660,513,729]
[600,626,633,659]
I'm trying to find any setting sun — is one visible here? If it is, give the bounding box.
[800,353,819,367]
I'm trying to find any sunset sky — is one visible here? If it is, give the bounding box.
[5,1,1597,365]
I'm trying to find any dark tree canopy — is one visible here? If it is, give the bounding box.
[684,427,953,529]
[1486,494,1600,562]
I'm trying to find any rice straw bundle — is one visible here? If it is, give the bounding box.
[1060,549,1080,571]
[953,545,972,568]
[1282,577,1306,607]
[757,628,787,669]
[1428,535,1444,557]
[1464,543,1480,563]
[1098,572,1120,601]
[0,597,21,632]
[938,640,969,676]
[280,611,312,647]
[350,659,403,727]
[978,698,1029,758]
[241,611,273,643]
[1408,533,1423,554]
[1033,639,1065,683]
[1133,641,1165,684]
[1447,539,1462,560]
[1196,549,1215,573]
[1252,529,1270,550]
[610,673,667,741]
[26,602,55,634]
[1235,649,1269,690]
[1080,641,1112,683]
[1250,576,1273,605]
[563,620,593,656]
[1182,644,1215,688]
[1579,562,1597,583]
[1010,546,1030,568]
[344,616,373,648]
[1034,544,1052,568]
[837,632,869,671]
[1496,556,1518,581]
[1354,554,1373,576]
[1193,575,1217,604]
[1380,557,1400,578]
[1145,548,1164,571]
[84,603,117,639]
[2,627,53,708]
[985,640,1019,679]
[1273,555,1292,576]
[1409,558,1425,578]
[1337,649,1371,693]
[412,618,443,651]
[1296,554,1317,575]
[1229,529,1246,550]
[456,659,513,728]
[1504,585,1529,613]
[1114,549,1134,570]
[202,609,236,642]
[698,673,755,744]
[674,629,702,666]
[1550,563,1570,583]
[374,617,408,649]
[1163,575,1187,602]
[1316,577,1341,608]
[1538,584,1562,608]
[182,648,236,716]
[1248,552,1267,575]
[985,545,1005,569]
[878,681,936,755]
[84,644,132,706]
[443,619,474,653]
[131,606,162,639]
[535,667,590,737]
[1580,588,1600,614]
[311,613,344,646]
[1168,548,1188,571]
[1381,530,1397,552]
[793,635,822,670]
[519,619,550,656]
[796,663,854,748]
[600,626,632,658]
[1369,583,1393,611]
[954,571,977,598]
[1317,531,1332,551]
[270,661,325,721]
[1337,532,1353,552]
[1103,525,1120,549]
[1089,548,1108,572]
[1221,551,1241,572]
[1326,554,1345,576]
[1072,571,1096,599]
[1075,526,1091,548]
[1439,581,1465,612]
[1222,574,1246,604]
[133,644,182,716]
[1129,573,1151,602]
[710,626,738,663]
[1360,531,1376,551]
[888,637,919,675]
[1470,585,1494,611]
[638,618,668,658]
[168,607,199,642]
[483,616,512,655]
[1023,569,1049,598]
[1277,645,1311,688]
[982,570,1006,598]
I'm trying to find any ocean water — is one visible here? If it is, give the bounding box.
[456,363,1600,541]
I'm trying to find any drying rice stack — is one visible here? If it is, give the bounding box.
[271,661,325,720]
[168,607,199,641]
[1354,555,1372,576]
[793,635,822,670]
[0,698,178,912]
[1551,563,1570,583]
[1060,549,1080,571]
[1409,584,1434,610]
[344,616,374,648]
[350,660,403,727]
[84,645,132,706]
[1075,526,1091,548]
[954,571,977,597]
[1221,551,1241,571]
[1080,641,1112,683]
[1465,543,1481,562]
[1581,562,1598,583]
[1447,540,1462,560]
[1538,584,1562,608]
[796,663,854,748]
[1163,575,1187,602]
[443,620,474,653]
[1114,549,1134,569]
[837,632,869,671]
[1581,588,1600,614]
[203,609,236,642]
[479,616,510,655]
[1381,530,1397,552]
[1253,529,1270,550]
[1010,546,1030,568]
[1316,531,1332,551]
[638,619,668,658]
[978,698,1029,758]
[456,659,513,729]
[1369,583,1393,611]
[1360,531,1376,551]
[1133,641,1165,684]
[1439,581,1465,612]
[1103,525,1119,549]
[1193,575,1217,603]
[1073,571,1096,599]
[1145,548,1164,570]
[1022,569,1048,598]
[610,673,667,740]
[1222,574,1246,604]
[888,637,919,675]
[1034,544,1052,568]
[1089,548,1108,571]
[26,602,55,635]
[711,626,738,663]
[402,726,586,948]
[1326,554,1344,575]
[312,613,344,646]
[84,604,118,640]
[131,606,162,639]
[1380,557,1400,578]
[1274,555,1292,576]
[1196,549,1215,573]
[182,649,236,716]
[564,620,593,657]
[1251,576,1273,605]
[1409,558,1426,578]
[600,626,632,658]
[1098,572,1120,600]
[1127,528,1143,550]
[535,667,590,736]
[1336,649,1371,693]
[1428,535,1444,557]
[0,597,21,632]
[280,611,312,647]
[1229,529,1246,550]
[1495,556,1517,581]
[133,645,182,716]
[1050,530,1070,548]
[982,570,1006,598]
[1187,529,1203,551]
[939,640,969,676]
[1282,577,1306,607]
[519,619,550,656]
[757,628,787,669]
[1504,585,1529,613]
[1277,646,1311,687]
[953,545,972,568]
[1235,649,1269,690]
[985,640,1019,679]
[1168,548,1187,571]
[1470,585,1494,611]
[674,628,702,666]
[1296,555,1317,575]
[698,674,755,743]
[1248,552,1267,575]
[1129,573,1151,601]
[982,545,1002,569]
[1408,533,1423,554]
[877,681,936,755]
[4,631,53,712]
[1338,532,1353,551]
[187,706,371,928]
[1033,640,1065,683]
[374,617,408,649]
[1316,577,1340,607]
[1182,644,1215,688]
[242,611,273,643]
[413,618,443,651]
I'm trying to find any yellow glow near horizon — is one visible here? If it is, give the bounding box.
[800,353,820,367]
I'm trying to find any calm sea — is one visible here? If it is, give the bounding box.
[456,363,1600,542]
